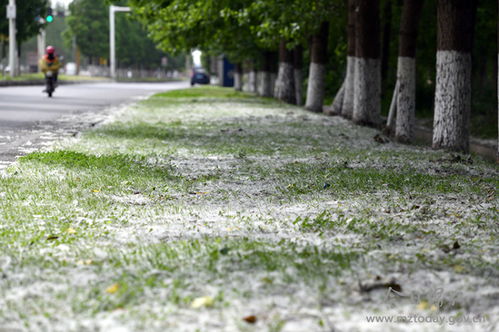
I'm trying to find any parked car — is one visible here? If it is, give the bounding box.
[191,70,210,86]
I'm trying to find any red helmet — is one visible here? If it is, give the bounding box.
[46,46,55,55]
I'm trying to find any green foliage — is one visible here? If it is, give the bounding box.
[0,0,50,46]
[130,0,344,64]
[64,0,110,60]
[235,0,344,49]
[63,0,177,69]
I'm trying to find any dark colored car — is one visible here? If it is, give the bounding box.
[191,70,210,86]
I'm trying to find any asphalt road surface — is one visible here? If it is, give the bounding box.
[0,81,188,167]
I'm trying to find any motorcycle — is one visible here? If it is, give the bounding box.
[44,70,56,97]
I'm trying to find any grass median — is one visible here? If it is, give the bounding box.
[0,86,497,331]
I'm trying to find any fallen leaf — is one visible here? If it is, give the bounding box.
[191,296,214,309]
[106,283,120,294]
[66,228,76,234]
[92,189,100,193]
[77,259,93,265]
[417,300,429,310]
[243,315,257,324]
[46,235,59,241]
[453,265,465,273]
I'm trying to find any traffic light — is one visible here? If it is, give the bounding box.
[46,8,53,23]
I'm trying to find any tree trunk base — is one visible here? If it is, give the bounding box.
[342,56,355,119]
[395,56,416,143]
[331,80,345,115]
[274,62,295,104]
[294,69,303,106]
[234,73,243,91]
[305,62,326,112]
[353,57,381,126]
[433,50,471,153]
[258,71,272,97]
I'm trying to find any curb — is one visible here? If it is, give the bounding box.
[0,79,111,87]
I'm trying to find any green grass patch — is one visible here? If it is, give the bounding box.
[0,83,497,329]
[154,86,257,99]
[271,161,494,197]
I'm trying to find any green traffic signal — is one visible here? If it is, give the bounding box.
[46,8,53,23]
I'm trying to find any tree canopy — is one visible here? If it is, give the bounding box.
[64,0,173,69]
[0,0,50,47]
[129,0,344,58]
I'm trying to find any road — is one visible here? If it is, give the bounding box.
[0,81,188,167]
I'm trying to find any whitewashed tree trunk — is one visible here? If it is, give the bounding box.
[305,63,326,112]
[270,73,277,97]
[395,57,416,142]
[331,80,345,114]
[274,62,295,103]
[259,71,272,97]
[389,0,424,142]
[433,51,471,152]
[353,0,381,126]
[294,68,303,105]
[234,72,242,91]
[248,70,257,93]
[386,80,399,133]
[341,56,356,118]
[353,58,381,125]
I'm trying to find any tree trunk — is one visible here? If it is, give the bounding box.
[294,46,304,106]
[381,0,393,90]
[250,61,258,93]
[306,22,329,113]
[433,0,477,153]
[274,40,296,104]
[270,51,279,97]
[339,0,357,118]
[259,51,273,97]
[386,80,398,133]
[392,0,424,143]
[330,81,345,115]
[234,63,243,91]
[353,0,381,126]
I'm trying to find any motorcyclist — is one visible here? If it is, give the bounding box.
[39,46,61,90]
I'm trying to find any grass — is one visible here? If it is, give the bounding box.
[154,85,257,99]
[0,86,497,331]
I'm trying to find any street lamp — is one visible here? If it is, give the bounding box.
[109,5,131,80]
[6,0,16,77]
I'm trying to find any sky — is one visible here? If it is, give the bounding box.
[53,0,73,8]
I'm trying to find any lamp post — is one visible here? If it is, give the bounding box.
[109,5,131,80]
[7,0,16,77]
